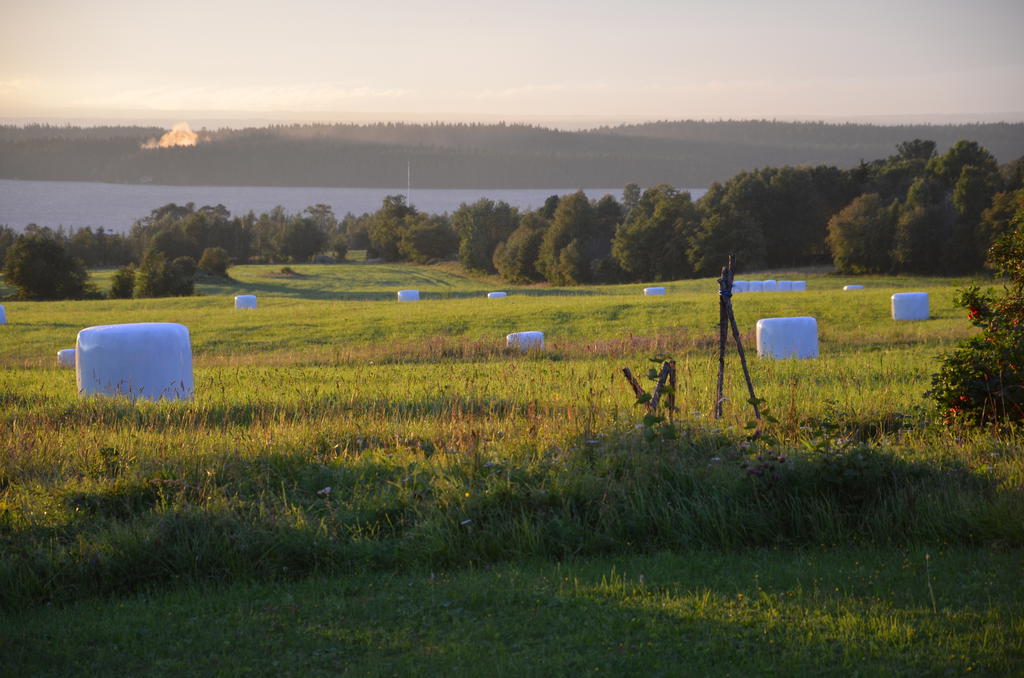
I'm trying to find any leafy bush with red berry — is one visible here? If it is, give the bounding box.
[929,211,1024,427]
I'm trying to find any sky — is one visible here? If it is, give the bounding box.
[2,0,1023,128]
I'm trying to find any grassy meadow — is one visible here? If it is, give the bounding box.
[1,261,1022,675]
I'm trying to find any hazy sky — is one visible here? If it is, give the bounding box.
[2,0,1022,127]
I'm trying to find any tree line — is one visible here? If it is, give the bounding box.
[2,121,1022,189]
[2,138,1022,300]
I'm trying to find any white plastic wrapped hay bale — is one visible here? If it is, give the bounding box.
[0,304,5,324]
[732,280,749,293]
[506,331,544,352]
[397,290,420,302]
[892,292,929,320]
[234,294,257,309]
[844,284,865,291]
[76,322,194,401]
[748,281,764,292]
[57,348,76,369]
[762,280,778,292]
[777,281,793,292]
[487,291,507,299]
[791,281,807,291]
[756,317,819,359]
[643,286,666,296]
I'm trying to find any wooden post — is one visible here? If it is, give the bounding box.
[666,360,677,421]
[715,258,731,418]
[715,254,760,421]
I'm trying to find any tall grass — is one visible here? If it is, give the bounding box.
[1,265,1020,610]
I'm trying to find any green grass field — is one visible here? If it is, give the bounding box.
[1,263,1021,676]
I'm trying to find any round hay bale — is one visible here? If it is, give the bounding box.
[643,286,666,296]
[732,280,749,293]
[234,294,257,309]
[844,284,865,291]
[76,322,194,401]
[762,279,778,292]
[748,281,764,292]
[756,317,819,359]
[57,348,76,369]
[777,281,794,292]
[891,292,929,321]
[0,305,6,324]
[487,291,508,299]
[506,331,545,352]
[791,281,807,291]
[397,290,420,302]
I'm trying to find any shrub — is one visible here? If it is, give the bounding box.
[135,249,195,298]
[331,236,348,262]
[109,265,136,299]
[198,247,230,276]
[930,210,1024,426]
[1,232,91,300]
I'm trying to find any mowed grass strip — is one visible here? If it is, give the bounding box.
[0,265,975,366]
[2,548,1021,677]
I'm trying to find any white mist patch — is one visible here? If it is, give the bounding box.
[141,122,199,149]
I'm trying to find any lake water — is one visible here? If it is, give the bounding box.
[0,179,706,233]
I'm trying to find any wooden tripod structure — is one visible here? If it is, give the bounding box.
[715,254,761,421]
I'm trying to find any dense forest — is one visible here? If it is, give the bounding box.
[3,135,1023,301]
[2,120,1023,188]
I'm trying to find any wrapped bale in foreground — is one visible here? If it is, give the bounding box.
[76,322,194,401]
[756,317,819,359]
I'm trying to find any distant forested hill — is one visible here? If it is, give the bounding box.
[1,120,1022,188]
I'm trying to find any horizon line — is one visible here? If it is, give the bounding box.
[3,109,1024,131]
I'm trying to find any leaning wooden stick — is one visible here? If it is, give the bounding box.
[726,301,761,420]
[621,367,648,403]
[649,361,674,413]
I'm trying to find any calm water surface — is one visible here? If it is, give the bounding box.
[0,180,706,233]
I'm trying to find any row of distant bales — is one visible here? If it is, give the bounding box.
[1,282,931,402]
